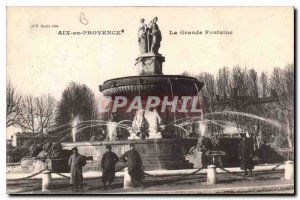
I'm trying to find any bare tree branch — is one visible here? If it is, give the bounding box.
[6,80,22,127]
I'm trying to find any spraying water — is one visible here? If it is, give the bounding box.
[71,116,81,142]
[205,111,282,128]
[107,121,117,141]
[167,78,177,136]
[198,121,206,136]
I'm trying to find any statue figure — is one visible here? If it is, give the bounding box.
[49,142,63,158]
[188,120,199,138]
[148,17,162,54]
[90,127,106,142]
[147,108,163,139]
[138,18,149,54]
[137,17,162,54]
[132,110,149,139]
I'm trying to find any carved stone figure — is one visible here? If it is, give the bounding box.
[148,17,162,54]
[131,110,149,139]
[138,18,148,54]
[147,109,163,139]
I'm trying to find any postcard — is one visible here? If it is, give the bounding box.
[6,7,294,194]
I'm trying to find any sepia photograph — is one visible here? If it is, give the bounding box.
[5,6,294,194]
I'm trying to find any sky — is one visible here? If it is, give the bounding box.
[7,7,294,101]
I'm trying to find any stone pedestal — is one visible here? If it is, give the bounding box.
[207,165,217,185]
[135,53,165,75]
[285,160,294,180]
[42,170,52,191]
[123,167,133,188]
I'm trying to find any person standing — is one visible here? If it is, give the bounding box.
[101,145,119,189]
[68,147,86,191]
[121,143,145,188]
[238,134,254,176]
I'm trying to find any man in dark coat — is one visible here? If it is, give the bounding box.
[101,145,119,189]
[238,134,254,176]
[121,143,145,187]
[68,147,86,191]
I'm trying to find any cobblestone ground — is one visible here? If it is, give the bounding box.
[7,170,294,194]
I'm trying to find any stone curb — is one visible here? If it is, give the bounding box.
[109,184,294,194]
[7,164,285,180]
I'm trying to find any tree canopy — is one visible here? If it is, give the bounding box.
[55,81,96,126]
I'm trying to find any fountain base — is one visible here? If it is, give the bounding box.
[62,138,197,171]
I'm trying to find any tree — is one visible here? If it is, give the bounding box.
[183,64,294,149]
[35,94,57,140]
[259,72,269,98]
[55,82,96,140]
[13,94,57,143]
[216,67,231,100]
[231,66,248,98]
[182,71,192,76]
[247,69,259,98]
[6,80,22,127]
[269,65,294,148]
[196,72,216,113]
[17,95,38,142]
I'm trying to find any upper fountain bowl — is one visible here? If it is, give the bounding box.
[99,75,204,97]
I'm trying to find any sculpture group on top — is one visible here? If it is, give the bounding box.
[138,17,162,54]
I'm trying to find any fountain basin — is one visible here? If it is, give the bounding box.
[62,138,198,171]
[99,75,204,97]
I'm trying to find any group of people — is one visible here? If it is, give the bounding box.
[68,143,144,191]
[68,133,254,191]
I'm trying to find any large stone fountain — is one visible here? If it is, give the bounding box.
[63,17,204,171]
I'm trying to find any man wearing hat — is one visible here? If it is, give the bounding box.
[101,145,119,189]
[121,143,145,187]
[68,147,86,191]
[238,133,254,176]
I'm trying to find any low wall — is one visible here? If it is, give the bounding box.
[62,138,198,171]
